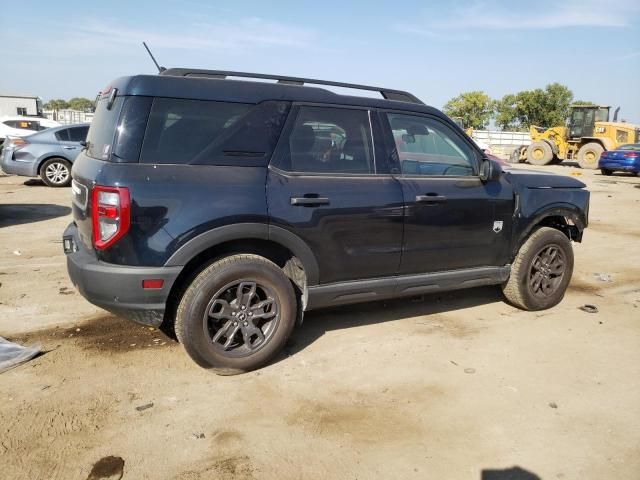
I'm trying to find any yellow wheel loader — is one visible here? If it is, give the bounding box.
[512,106,640,169]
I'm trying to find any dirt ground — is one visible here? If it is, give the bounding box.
[1,165,639,480]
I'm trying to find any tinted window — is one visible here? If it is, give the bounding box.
[4,120,40,130]
[140,99,250,164]
[386,113,476,176]
[279,106,374,174]
[55,129,71,141]
[86,96,124,160]
[113,96,153,162]
[68,126,89,142]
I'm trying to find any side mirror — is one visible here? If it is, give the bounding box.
[479,158,501,183]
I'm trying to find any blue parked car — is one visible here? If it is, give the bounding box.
[599,143,640,176]
[0,123,89,187]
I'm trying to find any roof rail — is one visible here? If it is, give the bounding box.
[160,68,424,105]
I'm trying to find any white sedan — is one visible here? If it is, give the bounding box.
[0,116,61,142]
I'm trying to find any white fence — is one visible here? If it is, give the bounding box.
[43,109,94,125]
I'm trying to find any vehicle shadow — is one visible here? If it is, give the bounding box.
[23,179,46,187]
[285,285,505,357]
[482,466,541,479]
[0,203,71,227]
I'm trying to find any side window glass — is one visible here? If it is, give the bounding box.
[55,129,70,141]
[141,98,250,164]
[386,113,476,176]
[280,106,374,174]
[68,126,89,142]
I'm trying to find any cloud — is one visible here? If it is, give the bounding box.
[13,17,316,58]
[396,0,640,33]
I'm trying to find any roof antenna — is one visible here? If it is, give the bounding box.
[142,42,166,73]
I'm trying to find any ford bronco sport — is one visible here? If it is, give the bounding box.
[63,69,589,373]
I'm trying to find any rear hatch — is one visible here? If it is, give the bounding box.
[71,88,150,249]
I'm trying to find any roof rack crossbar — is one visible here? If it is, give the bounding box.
[160,68,424,105]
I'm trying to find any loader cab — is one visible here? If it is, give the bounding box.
[568,105,610,139]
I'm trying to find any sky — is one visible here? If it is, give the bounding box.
[1,0,639,123]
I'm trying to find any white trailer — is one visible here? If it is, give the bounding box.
[0,95,43,117]
[470,130,531,159]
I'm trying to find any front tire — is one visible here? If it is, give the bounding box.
[175,254,297,374]
[40,158,71,187]
[577,143,604,169]
[502,227,574,311]
[600,168,613,176]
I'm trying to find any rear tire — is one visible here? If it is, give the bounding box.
[600,168,613,176]
[40,158,71,187]
[526,141,554,165]
[502,227,574,311]
[577,142,604,169]
[175,254,297,374]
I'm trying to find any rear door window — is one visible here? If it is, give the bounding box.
[275,106,375,174]
[139,99,289,166]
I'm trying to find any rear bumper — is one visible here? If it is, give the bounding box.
[63,223,182,327]
[598,159,640,172]
[0,150,37,177]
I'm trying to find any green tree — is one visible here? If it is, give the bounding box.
[43,99,69,111]
[494,94,519,130]
[494,83,575,130]
[572,100,595,106]
[67,97,95,112]
[443,91,494,129]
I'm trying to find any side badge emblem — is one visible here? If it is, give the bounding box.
[493,221,503,233]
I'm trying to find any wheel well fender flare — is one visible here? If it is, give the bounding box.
[514,204,586,254]
[164,223,320,285]
[580,138,612,151]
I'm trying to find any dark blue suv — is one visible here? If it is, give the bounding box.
[64,68,590,373]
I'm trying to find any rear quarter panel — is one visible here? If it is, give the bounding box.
[72,154,269,267]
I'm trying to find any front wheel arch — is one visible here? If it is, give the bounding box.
[512,209,585,261]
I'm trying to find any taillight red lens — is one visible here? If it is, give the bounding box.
[623,152,638,158]
[91,185,130,250]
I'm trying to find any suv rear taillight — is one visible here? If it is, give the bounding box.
[91,185,130,250]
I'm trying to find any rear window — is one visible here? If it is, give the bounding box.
[69,126,89,142]
[86,97,124,160]
[139,99,290,166]
[3,120,40,130]
[55,129,71,141]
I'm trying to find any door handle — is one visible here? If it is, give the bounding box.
[415,194,447,204]
[290,196,330,206]
[63,146,77,150]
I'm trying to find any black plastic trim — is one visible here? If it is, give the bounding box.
[163,223,320,286]
[161,68,424,105]
[64,223,181,326]
[306,266,510,310]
